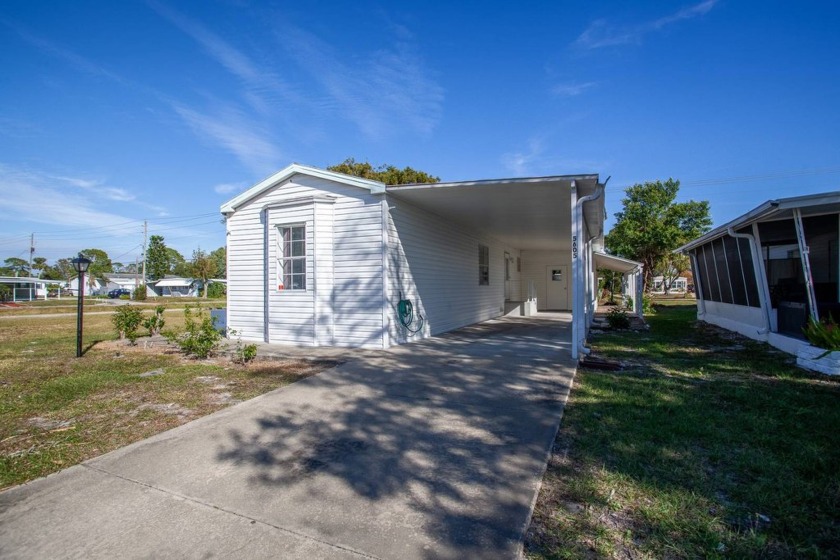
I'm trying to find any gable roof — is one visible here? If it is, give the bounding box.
[220,163,386,214]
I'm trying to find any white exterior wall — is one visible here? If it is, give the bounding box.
[226,175,384,347]
[520,250,572,310]
[385,196,518,345]
[699,301,767,340]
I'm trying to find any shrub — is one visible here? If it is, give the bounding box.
[119,294,130,300]
[228,328,258,363]
[112,305,144,343]
[625,296,634,311]
[642,295,656,315]
[803,317,840,351]
[606,307,631,329]
[207,282,226,299]
[0,284,10,302]
[143,305,166,336]
[165,305,221,359]
[133,285,147,301]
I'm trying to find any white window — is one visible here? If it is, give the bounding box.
[478,244,489,285]
[276,225,306,291]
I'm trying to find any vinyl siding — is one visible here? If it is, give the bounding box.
[386,195,519,344]
[226,174,384,347]
[520,250,572,310]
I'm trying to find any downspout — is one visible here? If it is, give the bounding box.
[573,184,603,358]
[727,227,771,335]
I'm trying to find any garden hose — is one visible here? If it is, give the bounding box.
[397,291,424,333]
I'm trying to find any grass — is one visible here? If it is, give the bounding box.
[0,308,332,490]
[526,304,840,559]
[0,297,224,316]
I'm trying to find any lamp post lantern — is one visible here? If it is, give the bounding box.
[71,253,92,357]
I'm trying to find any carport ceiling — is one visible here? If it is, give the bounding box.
[387,175,604,251]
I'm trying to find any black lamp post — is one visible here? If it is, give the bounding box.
[71,253,92,357]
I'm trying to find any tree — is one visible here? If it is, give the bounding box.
[31,257,48,277]
[209,246,226,279]
[3,257,29,277]
[605,179,711,293]
[168,248,191,277]
[53,258,75,282]
[327,158,439,185]
[80,248,113,290]
[146,235,169,281]
[191,248,216,298]
[655,253,691,295]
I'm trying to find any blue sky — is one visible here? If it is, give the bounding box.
[1,1,839,264]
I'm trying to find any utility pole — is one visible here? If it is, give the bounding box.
[141,220,148,285]
[28,233,34,277]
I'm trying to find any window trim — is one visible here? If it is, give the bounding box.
[276,224,306,291]
[478,244,490,285]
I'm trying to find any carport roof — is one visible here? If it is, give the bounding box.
[387,174,605,252]
[594,251,642,273]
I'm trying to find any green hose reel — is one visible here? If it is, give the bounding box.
[398,291,424,333]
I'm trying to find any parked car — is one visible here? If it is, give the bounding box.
[108,289,131,299]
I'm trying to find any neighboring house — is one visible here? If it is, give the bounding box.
[677,191,840,354]
[221,163,642,359]
[66,276,104,296]
[103,273,145,294]
[149,277,198,297]
[651,275,688,294]
[0,277,47,301]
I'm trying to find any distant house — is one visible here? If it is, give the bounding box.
[103,273,144,294]
[677,191,840,355]
[221,163,641,358]
[66,276,104,296]
[651,275,688,294]
[148,277,198,297]
[0,277,47,301]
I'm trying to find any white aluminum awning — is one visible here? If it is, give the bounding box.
[155,278,193,287]
[594,251,642,272]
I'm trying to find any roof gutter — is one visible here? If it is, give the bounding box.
[727,227,771,335]
[573,183,604,358]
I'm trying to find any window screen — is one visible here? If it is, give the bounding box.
[478,245,489,285]
[277,225,306,290]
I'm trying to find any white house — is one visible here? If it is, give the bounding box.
[221,164,641,359]
[148,277,199,297]
[0,277,47,301]
[651,275,688,294]
[677,191,840,355]
[66,276,104,296]
[103,273,144,294]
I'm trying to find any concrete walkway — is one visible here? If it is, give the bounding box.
[0,313,576,560]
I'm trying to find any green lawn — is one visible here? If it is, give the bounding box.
[0,307,329,490]
[527,305,840,559]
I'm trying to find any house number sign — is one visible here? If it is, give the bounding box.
[572,235,578,259]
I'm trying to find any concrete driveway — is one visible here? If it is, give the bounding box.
[0,313,576,560]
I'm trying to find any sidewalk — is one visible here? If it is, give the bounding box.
[0,313,576,559]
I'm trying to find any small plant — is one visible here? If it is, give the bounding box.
[143,305,166,336]
[606,307,631,329]
[165,305,221,359]
[642,294,656,315]
[133,284,147,301]
[112,305,144,344]
[228,328,258,363]
[803,316,840,351]
[625,296,634,311]
[242,344,258,362]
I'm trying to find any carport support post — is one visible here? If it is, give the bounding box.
[793,208,819,323]
[570,182,580,361]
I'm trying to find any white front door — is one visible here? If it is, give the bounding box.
[546,265,569,310]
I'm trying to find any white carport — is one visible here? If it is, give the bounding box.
[594,251,644,317]
[387,175,606,359]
